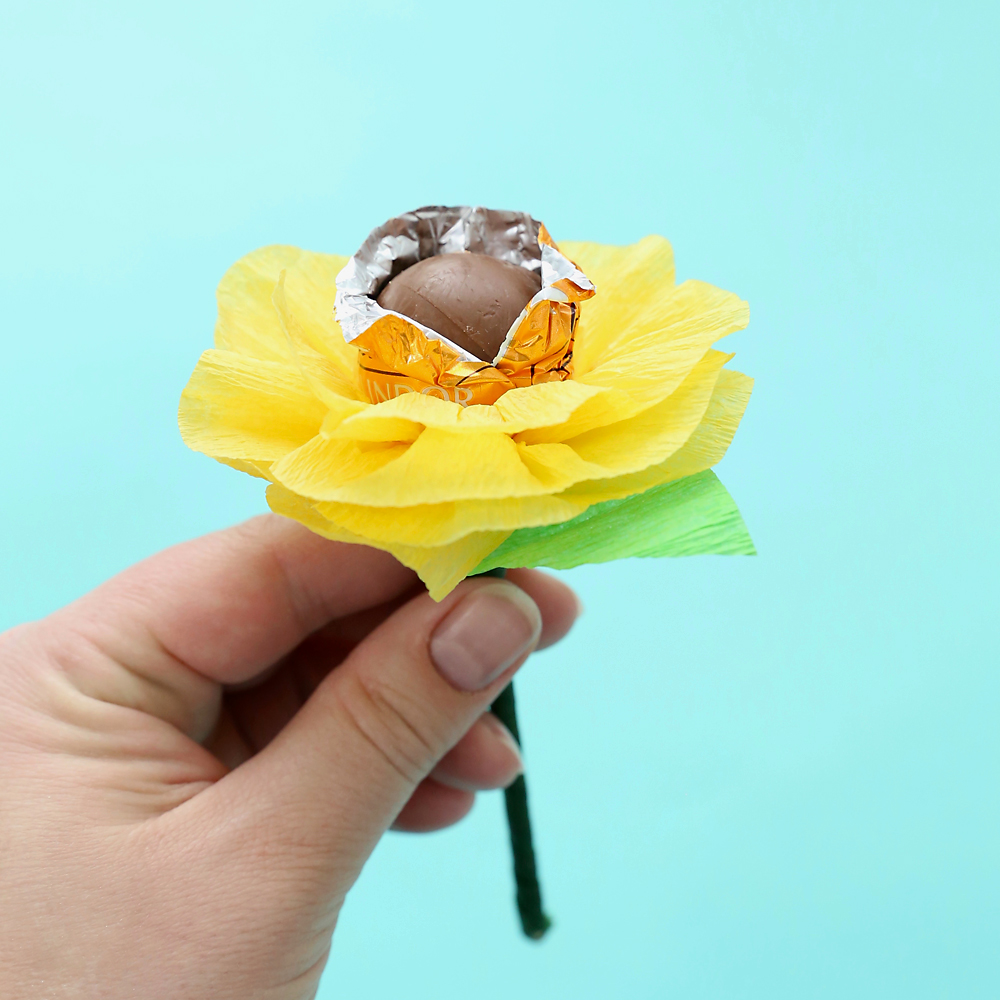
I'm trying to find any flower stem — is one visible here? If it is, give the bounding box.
[478,566,552,940]
[490,681,552,940]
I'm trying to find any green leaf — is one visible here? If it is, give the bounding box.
[473,469,755,573]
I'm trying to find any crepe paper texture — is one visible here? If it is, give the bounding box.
[179,236,754,599]
[475,469,754,574]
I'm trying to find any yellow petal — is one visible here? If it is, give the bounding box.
[577,279,749,412]
[511,443,605,491]
[272,265,367,405]
[513,387,635,445]
[277,428,553,506]
[563,368,753,502]
[518,349,731,486]
[492,380,607,432]
[314,493,589,547]
[650,368,753,481]
[398,532,510,601]
[270,435,410,497]
[322,408,422,444]
[179,349,327,461]
[516,342,730,448]
[272,350,733,506]
[568,349,731,470]
[214,246,316,362]
[329,378,609,444]
[266,484,508,600]
[265,482,372,545]
[217,457,274,481]
[561,235,676,375]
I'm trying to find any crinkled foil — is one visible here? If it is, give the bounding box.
[335,205,595,406]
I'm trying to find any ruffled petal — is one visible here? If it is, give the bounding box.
[576,279,749,412]
[272,351,734,505]
[314,493,589,547]
[652,368,753,482]
[328,378,609,444]
[265,483,370,545]
[397,532,510,601]
[272,266,367,405]
[214,246,314,362]
[566,349,731,471]
[278,427,551,505]
[562,368,753,503]
[561,236,676,375]
[271,271,370,412]
[178,349,327,461]
[513,387,634,445]
[265,484,508,600]
[217,457,274,481]
[518,349,731,486]
[270,435,410,497]
[186,236,752,599]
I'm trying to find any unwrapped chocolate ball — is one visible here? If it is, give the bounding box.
[377,251,542,362]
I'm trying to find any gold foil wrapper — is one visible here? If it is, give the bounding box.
[336,208,595,407]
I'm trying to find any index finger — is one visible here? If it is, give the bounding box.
[56,514,418,685]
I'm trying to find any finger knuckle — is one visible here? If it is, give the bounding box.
[333,671,442,787]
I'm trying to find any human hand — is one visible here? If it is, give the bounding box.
[0,516,579,999]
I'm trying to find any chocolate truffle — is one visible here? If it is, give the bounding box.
[377,252,542,362]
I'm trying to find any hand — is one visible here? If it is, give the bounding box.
[0,516,580,999]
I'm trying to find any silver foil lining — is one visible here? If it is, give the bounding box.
[334,205,593,365]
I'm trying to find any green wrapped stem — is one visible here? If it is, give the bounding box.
[490,681,552,939]
[479,566,551,940]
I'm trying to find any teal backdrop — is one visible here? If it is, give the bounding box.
[2,2,997,996]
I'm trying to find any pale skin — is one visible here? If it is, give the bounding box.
[0,515,580,999]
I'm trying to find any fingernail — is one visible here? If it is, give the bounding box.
[480,712,525,781]
[430,582,542,692]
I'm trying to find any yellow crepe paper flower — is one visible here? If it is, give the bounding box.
[179,237,753,598]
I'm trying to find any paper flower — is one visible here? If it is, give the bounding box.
[179,210,755,940]
[179,235,754,600]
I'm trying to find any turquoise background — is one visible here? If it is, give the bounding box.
[2,1,997,996]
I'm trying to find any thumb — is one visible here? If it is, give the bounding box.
[204,576,541,884]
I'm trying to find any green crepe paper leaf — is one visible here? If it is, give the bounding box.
[473,469,755,573]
